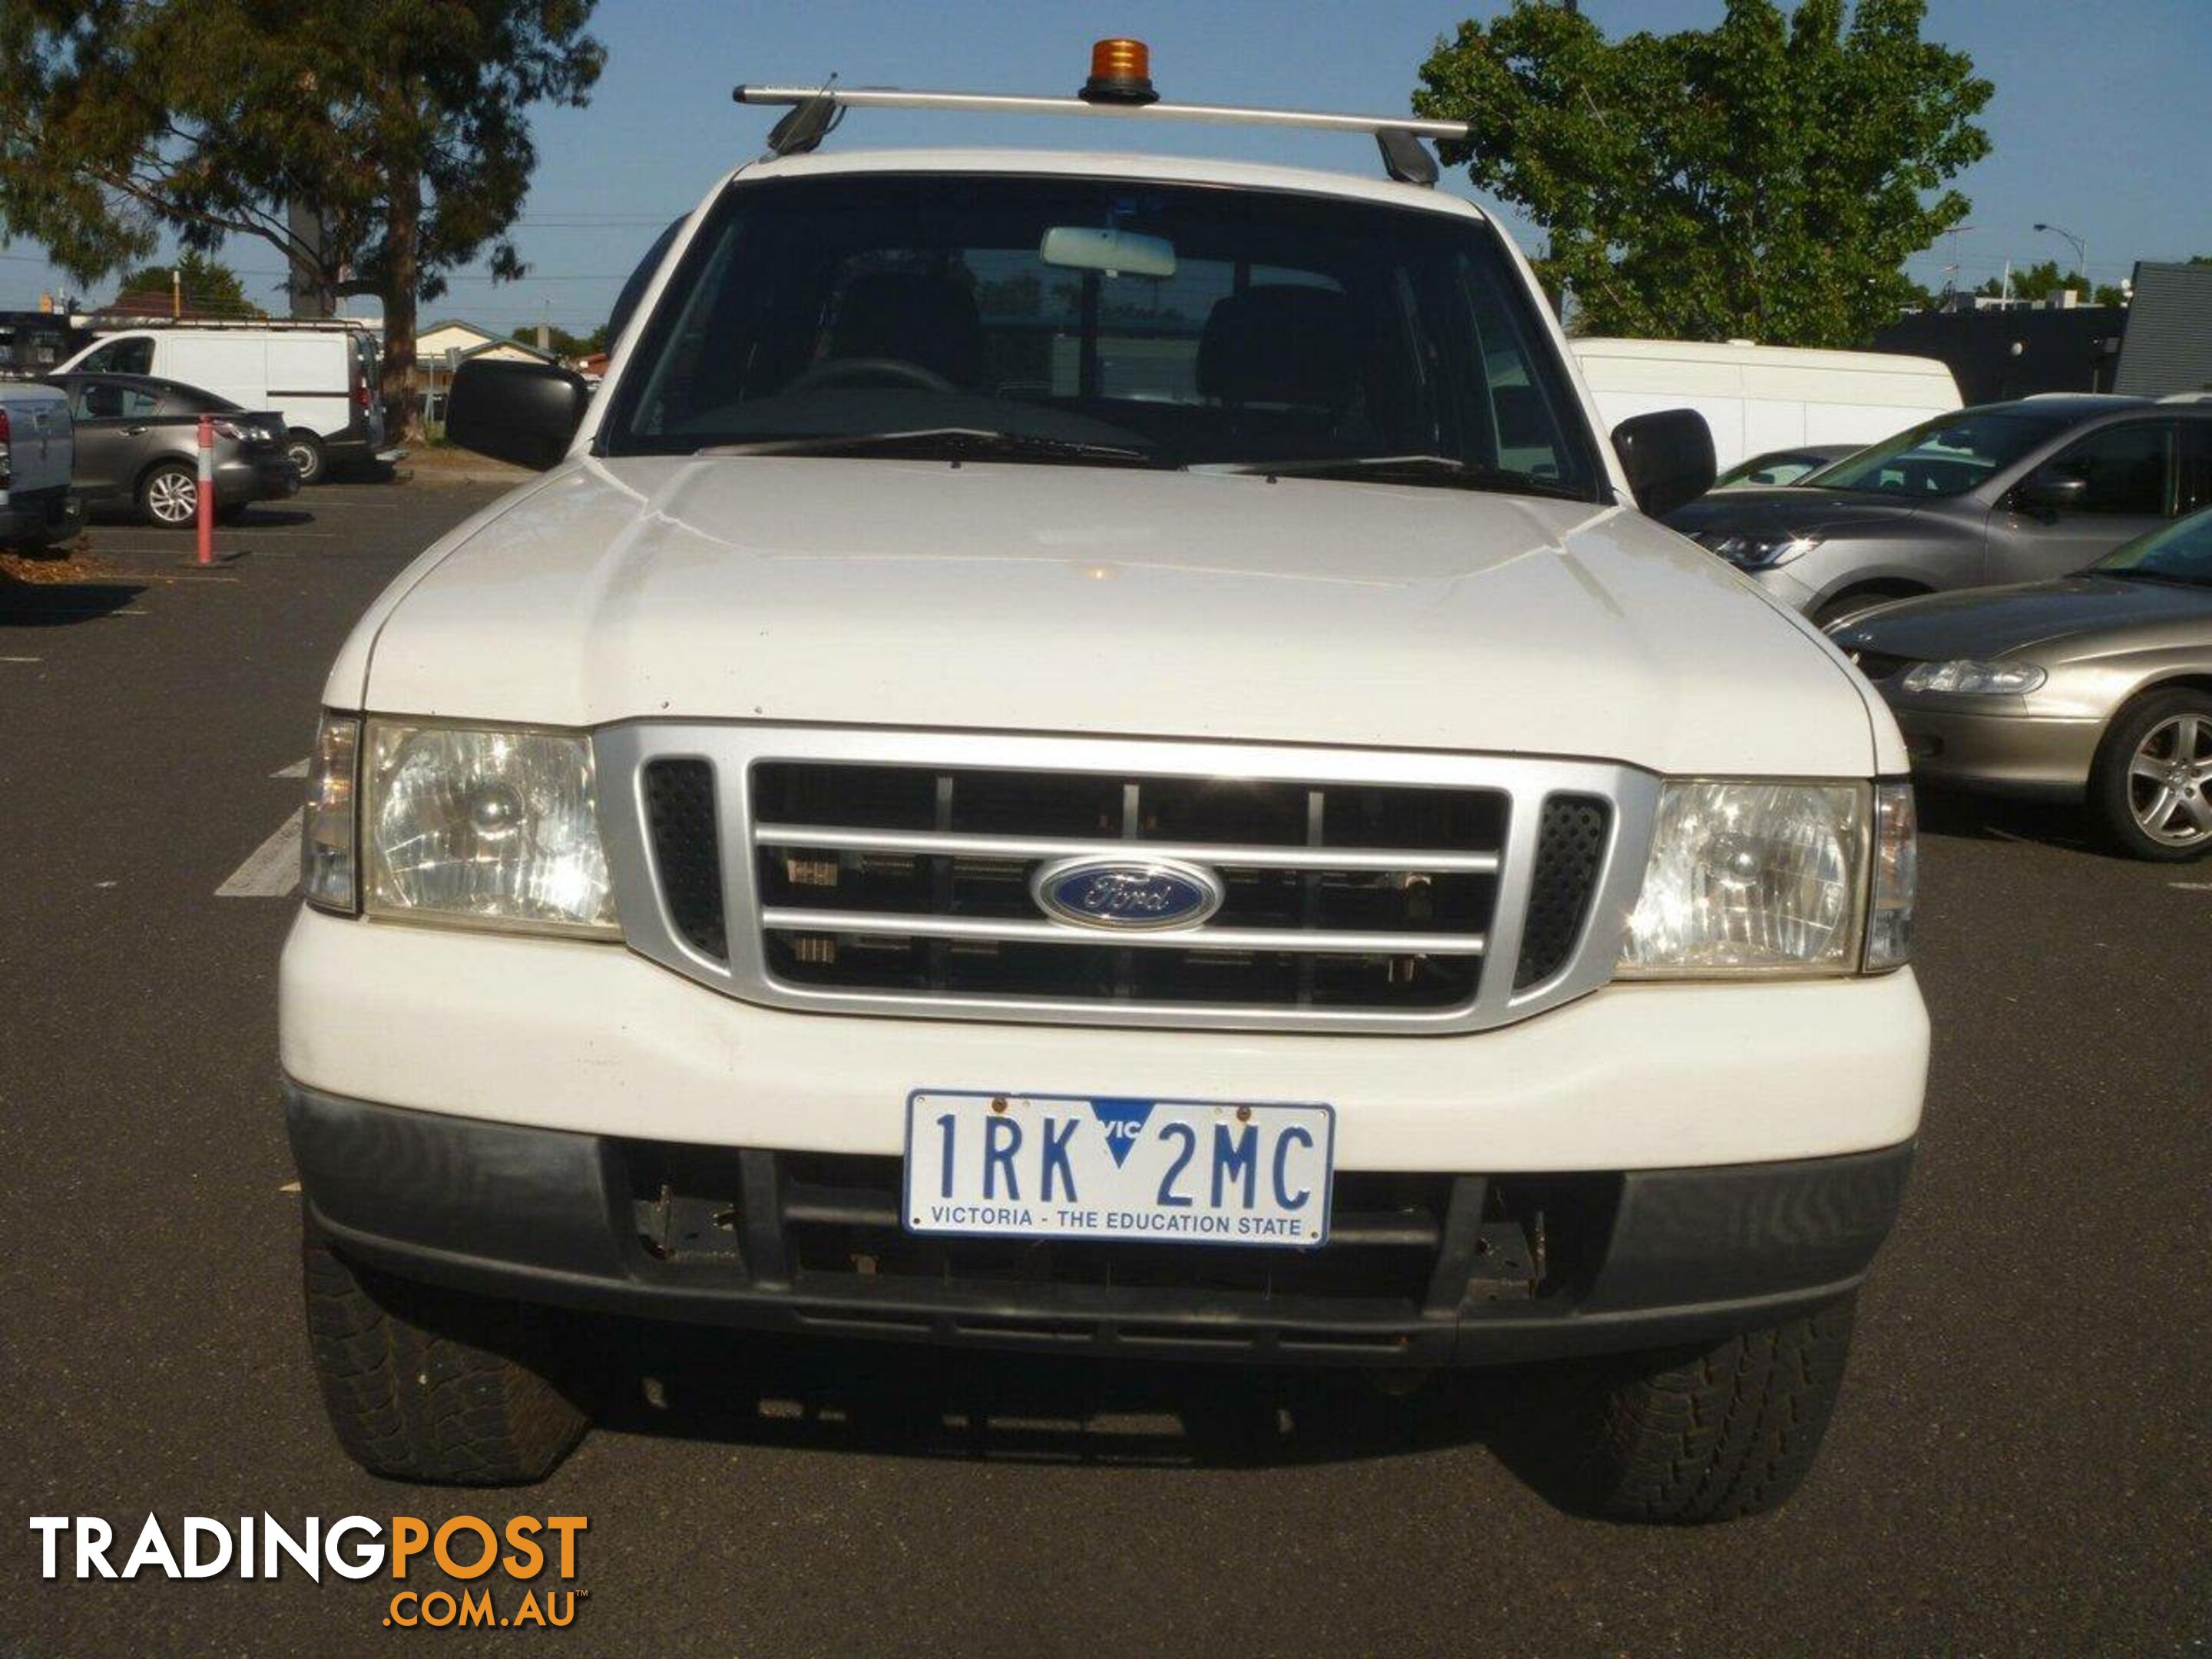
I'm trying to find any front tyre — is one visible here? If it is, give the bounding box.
[2090,689,2212,861]
[302,1225,588,1484]
[1561,1295,1857,1524]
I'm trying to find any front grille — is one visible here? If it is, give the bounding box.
[600,728,1648,1035]
[750,762,1503,1014]
[620,1144,1613,1351]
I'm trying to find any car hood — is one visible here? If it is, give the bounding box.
[1665,486,1924,538]
[345,455,1883,777]
[1834,575,2212,661]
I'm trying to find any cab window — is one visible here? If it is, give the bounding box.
[72,381,161,421]
[2177,421,2212,515]
[78,337,156,377]
[2045,422,2174,515]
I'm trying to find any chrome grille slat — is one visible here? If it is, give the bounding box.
[752,823,1503,873]
[598,726,1659,1036]
[761,908,1488,955]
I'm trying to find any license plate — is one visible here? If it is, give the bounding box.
[904,1091,1335,1248]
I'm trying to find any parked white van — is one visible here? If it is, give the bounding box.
[1571,337,1960,475]
[57,322,385,483]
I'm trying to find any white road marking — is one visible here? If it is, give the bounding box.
[0,655,41,663]
[217,813,303,898]
[2170,881,2212,891]
[272,758,308,779]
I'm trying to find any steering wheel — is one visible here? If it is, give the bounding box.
[785,356,958,395]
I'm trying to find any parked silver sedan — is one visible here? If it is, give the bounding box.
[1829,505,2212,859]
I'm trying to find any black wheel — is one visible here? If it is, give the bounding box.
[137,461,199,527]
[286,429,327,485]
[1540,1295,1857,1524]
[302,1225,588,1484]
[2090,688,2212,861]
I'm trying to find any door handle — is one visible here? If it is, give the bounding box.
[124,424,151,435]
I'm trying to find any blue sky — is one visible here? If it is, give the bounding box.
[4,0,2208,333]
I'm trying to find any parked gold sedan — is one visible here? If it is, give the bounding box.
[1829,505,2212,860]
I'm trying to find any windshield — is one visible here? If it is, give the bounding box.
[1813,408,2074,498]
[2095,505,2212,586]
[602,172,1604,498]
[1716,450,1836,489]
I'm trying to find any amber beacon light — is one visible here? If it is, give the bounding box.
[1080,38,1158,104]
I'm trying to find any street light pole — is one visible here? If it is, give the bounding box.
[2032,222,2089,295]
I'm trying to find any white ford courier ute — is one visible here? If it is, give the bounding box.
[282,52,1926,1522]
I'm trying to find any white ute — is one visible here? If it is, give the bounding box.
[0,378,76,549]
[281,45,1928,1522]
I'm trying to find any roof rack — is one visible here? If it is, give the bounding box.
[733,40,1472,187]
[76,313,377,333]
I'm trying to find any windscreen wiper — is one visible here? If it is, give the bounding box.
[1197,453,1591,502]
[698,428,1160,465]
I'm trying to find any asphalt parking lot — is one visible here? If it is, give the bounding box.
[2,478,2207,1657]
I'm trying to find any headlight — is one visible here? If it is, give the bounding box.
[1619,781,1866,976]
[301,712,359,913]
[360,720,618,937]
[1697,531,1820,570]
[1899,658,2046,695]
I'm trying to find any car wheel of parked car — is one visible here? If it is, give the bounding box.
[137,462,199,527]
[286,430,328,485]
[2091,688,2212,862]
[302,1225,588,1484]
[1548,1295,1857,1524]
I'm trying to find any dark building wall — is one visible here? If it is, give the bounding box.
[1873,306,2126,404]
[2114,263,2212,397]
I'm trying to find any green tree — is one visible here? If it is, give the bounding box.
[1414,0,1992,346]
[1973,260,2125,307]
[0,1,604,439]
[109,250,262,317]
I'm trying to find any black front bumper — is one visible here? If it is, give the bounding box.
[286,1083,1912,1369]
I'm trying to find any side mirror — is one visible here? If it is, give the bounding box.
[445,358,591,471]
[2015,468,2088,514]
[1611,409,1717,520]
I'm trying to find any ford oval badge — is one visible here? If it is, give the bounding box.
[1030,856,1225,932]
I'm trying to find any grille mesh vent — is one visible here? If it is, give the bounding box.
[644,760,727,961]
[1515,796,1610,989]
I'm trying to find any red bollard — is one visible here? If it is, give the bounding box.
[195,412,215,566]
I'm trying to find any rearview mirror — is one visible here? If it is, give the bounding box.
[2015,468,2089,513]
[1611,409,1717,519]
[445,358,591,471]
[1039,226,1177,280]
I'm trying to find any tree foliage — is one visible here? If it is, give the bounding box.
[1972,260,2125,308]
[1414,0,1992,346]
[0,1,603,436]
[109,250,261,317]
